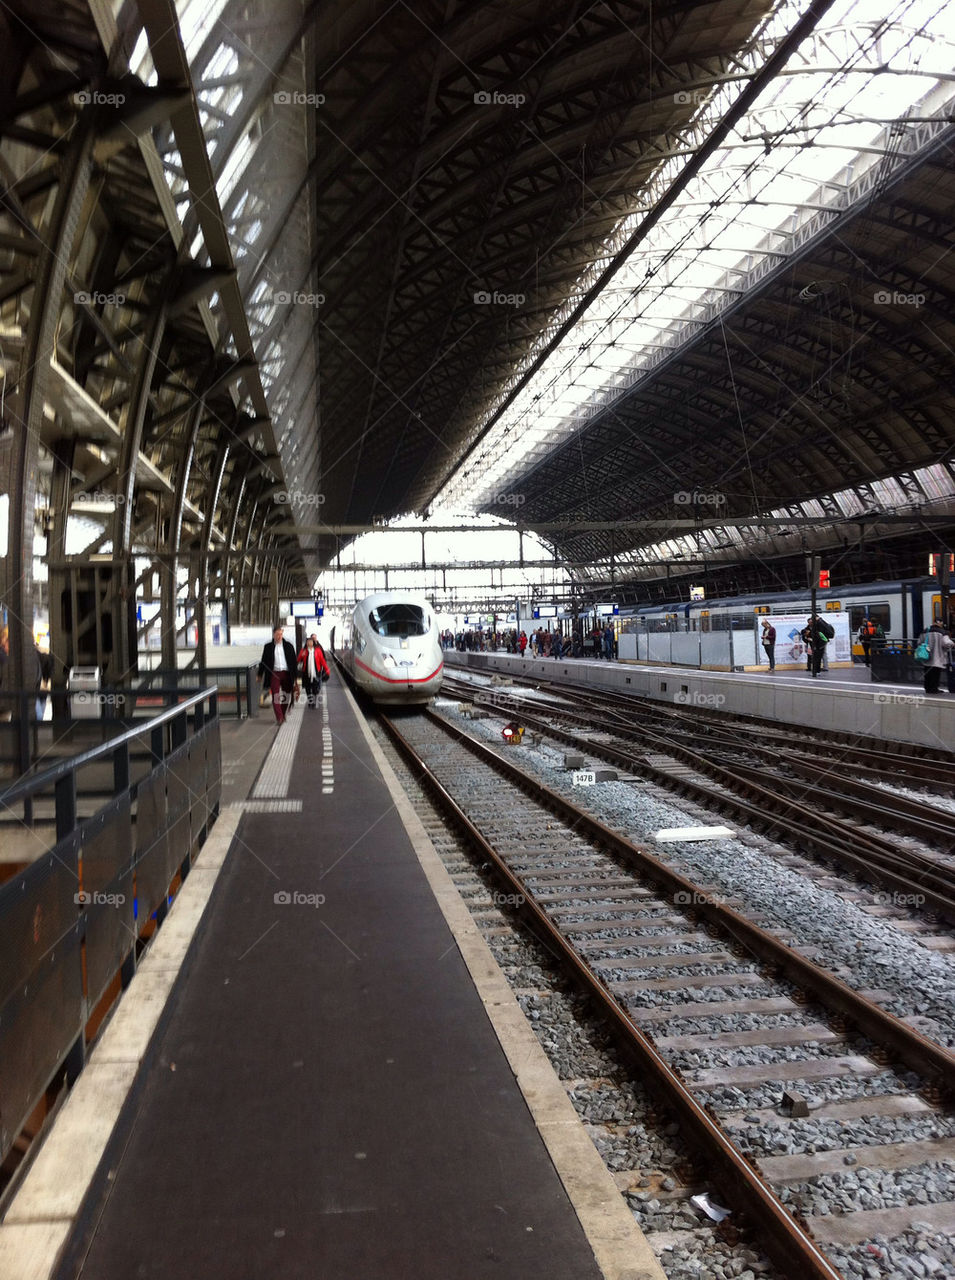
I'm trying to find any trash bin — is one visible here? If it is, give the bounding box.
[68,666,102,718]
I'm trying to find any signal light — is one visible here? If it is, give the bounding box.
[501,722,524,744]
[818,569,830,589]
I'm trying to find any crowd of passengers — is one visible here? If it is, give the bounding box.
[440,624,617,659]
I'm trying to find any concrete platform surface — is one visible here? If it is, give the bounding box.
[2,676,665,1280]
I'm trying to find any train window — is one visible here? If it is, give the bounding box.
[368,603,428,637]
[848,604,890,634]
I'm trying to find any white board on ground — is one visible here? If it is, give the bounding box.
[654,825,736,842]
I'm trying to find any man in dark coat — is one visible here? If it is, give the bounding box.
[258,626,299,724]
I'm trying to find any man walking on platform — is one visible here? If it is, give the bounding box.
[259,625,299,724]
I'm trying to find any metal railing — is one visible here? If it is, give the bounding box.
[1,671,254,781]
[0,688,221,1169]
[869,639,930,685]
[132,664,261,718]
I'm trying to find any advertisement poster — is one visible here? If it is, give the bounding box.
[765,612,852,665]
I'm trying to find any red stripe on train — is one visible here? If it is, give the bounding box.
[354,657,444,685]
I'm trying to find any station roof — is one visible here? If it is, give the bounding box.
[2,0,954,595]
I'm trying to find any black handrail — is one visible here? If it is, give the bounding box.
[0,686,217,808]
[129,664,260,717]
[0,685,222,1174]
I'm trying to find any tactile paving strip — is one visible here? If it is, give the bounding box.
[252,706,304,798]
[238,799,304,813]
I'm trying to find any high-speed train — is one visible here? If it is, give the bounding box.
[340,591,444,705]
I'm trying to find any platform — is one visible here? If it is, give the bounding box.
[0,675,663,1280]
[444,650,954,751]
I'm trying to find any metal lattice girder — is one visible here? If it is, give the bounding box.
[296,0,790,525]
[6,0,955,622]
[455,96,955,524]
[490,119,955,576]
[0,0,315,676]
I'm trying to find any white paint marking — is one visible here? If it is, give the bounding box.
[654,825,736,842]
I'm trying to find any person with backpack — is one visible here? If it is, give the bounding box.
[816,614,834,671]
[805,615,828,676]
[917,622,953,694]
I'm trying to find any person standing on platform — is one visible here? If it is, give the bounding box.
[297,634,329,709]
[518,630,527,657]
[809,615,828,676]
[603,623,615,661]
[858,617,876,666]
[760,619,776,671]
[258,625,299,725]
[920,621,953,695]
[817,614,834,671]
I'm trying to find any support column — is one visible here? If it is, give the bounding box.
[0,116,97,694]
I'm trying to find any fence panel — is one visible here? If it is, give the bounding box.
[0,841,84,1162]
[80,798,134,1011]
[134,768,172,922]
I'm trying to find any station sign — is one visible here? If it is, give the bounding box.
[689,585,705,601]
[533,605,557,618]
[291,600,323,618]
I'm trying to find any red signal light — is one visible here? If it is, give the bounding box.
[818,569,830,589]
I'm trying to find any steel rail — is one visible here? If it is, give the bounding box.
[464,666,954,770]
[424,695,955,1086]
[378,710,846,1280]
[546,680,955,781]
[729,758,955,869]
[530,686,955,865]
[443,678,955,919]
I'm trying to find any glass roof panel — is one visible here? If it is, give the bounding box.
[912,463,955,499]
[437,0,955,512]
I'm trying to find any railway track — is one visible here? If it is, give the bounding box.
[442,674,955,924]
[378,705,955,1280]
[509,674,955,793]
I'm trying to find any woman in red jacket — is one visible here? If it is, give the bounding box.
[297,634,330,708]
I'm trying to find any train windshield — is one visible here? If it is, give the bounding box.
[368,603,429,637]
